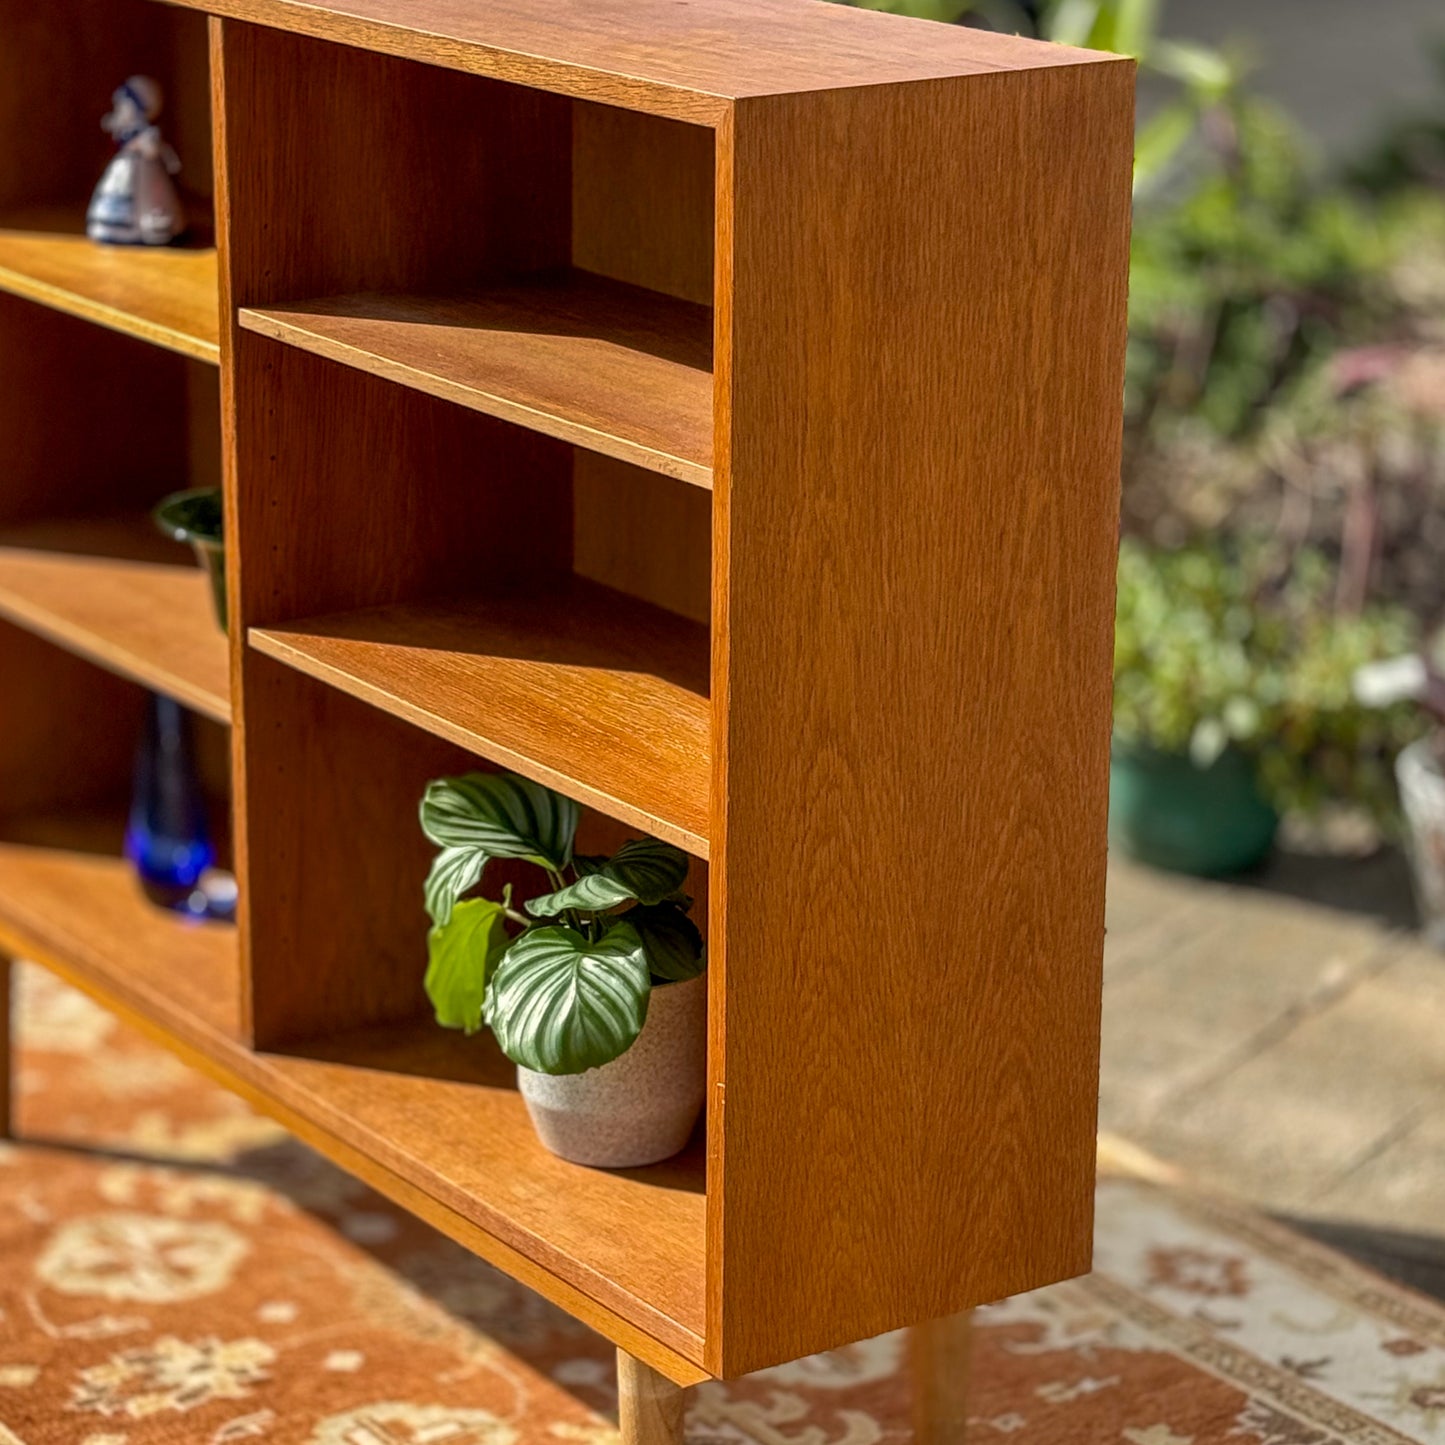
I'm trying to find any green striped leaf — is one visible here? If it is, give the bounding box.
[420,772,578,868]
[424,845,486,927]
[419,773,579,924]
[524,838,689,918]
[425,897,510,1035]
[486,923,650,1075]
[631,901,705,982]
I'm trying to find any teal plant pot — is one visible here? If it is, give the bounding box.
[153,488,226,633]
[1109,741,1279,877]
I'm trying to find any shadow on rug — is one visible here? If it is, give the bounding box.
[4,962,1445,1444]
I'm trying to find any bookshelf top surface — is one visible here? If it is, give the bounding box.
[195,0,1121,118]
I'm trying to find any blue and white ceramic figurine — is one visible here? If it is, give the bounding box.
[86,75,185,246]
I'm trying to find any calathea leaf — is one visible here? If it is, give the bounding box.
[424,845,486,927]
[486,922,650,1075]
[420,772,578,870]
[524,838,689,918]
[420,773,578,923]
[630,901,706,982]
[425,897,510,1034]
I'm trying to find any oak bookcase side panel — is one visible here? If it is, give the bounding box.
[707,63,1135,1376]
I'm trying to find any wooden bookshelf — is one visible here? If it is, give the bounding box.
[0,0,1135,1418]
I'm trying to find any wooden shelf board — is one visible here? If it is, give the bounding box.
[250,582,711,857]
[0,208,219,364]
[0,514,230,725]
[240,273,713,488]
[0,815,708,1377]
[190,0,1119,123]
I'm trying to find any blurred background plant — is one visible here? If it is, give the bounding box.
[1113,537,1424,825]
[839,0,1445,846]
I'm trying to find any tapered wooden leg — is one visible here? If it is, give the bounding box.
[0,954,13,1139]
[618,1349,688,1445]
[912,1311,972,1444]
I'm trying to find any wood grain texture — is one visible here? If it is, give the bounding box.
[707,64,1135,1375]
[0,292,195,528]
[224,337,570,1045]
[569,102,714,622]
[573,103,714,307]
[0,210,218,362]
[618,1349,690,1445]
[573,455,712,625]
[0,620,141,822]
[176,0,1118,122]
[0,815,707,1379]
[911,1313,973,1445]
[0,0,1135,1387]
[250,582,710,857]
[213,19,570,309]
[0,514,229,723]
[240,277,713,487]
[270,1022,707,1370]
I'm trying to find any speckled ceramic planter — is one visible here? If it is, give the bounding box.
[517,973,706,1169]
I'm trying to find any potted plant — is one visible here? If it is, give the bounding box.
[419,770,705,1168]
[1113,537,1422,875]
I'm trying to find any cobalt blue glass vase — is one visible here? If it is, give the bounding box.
[124,692,214,913]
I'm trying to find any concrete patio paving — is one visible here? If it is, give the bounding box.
[1101,847,1445,1290]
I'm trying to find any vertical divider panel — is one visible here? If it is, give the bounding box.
[211,18,576,1046]
[707,64,1135,1376]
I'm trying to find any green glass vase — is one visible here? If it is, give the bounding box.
[153,487,226,633]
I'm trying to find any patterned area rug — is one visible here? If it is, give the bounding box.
[3,961,1445,1445]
